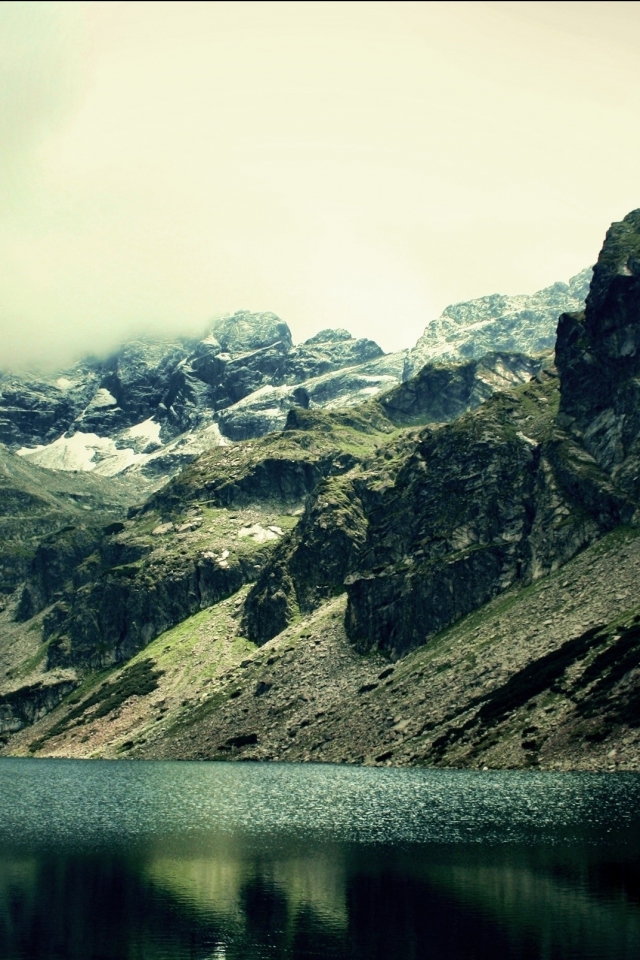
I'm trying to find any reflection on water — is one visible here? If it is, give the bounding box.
[0,760,638,959]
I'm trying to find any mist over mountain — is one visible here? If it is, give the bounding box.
[1,268,590,479]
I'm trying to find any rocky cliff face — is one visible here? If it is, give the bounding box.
[242,370,619,653]
[409,268,591,374]
[380,352,541,425]
[23,411,396,670]
[556,210,640,503]
[0,444,143,602]
[241,222,638,659]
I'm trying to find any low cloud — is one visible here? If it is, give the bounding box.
[1,1,638,372]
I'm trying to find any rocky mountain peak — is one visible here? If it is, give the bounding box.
[303,328,354,345]
[408,267,592,373]
[0,270,590,485]
[585,208,640,322]
[4,215,640,774]
[209,311,293,354]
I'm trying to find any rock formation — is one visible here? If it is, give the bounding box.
[243,215,639,657]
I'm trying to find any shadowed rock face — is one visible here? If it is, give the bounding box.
[29,411,384,669]
[5,221,640,770]
[556,210,640,499]
[244,376,612,654]
[342,219,640,655]
[341,405,625,657]
[0,679,77,735]
[15,524,105,621]
[241,472,369,644]
[44,549,251,670]
[380,352,541,426]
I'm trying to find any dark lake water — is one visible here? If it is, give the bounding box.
[0,760,638,959]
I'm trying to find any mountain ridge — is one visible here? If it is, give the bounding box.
[2,269,590,481]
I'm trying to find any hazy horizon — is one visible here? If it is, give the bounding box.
[1,1,639,372]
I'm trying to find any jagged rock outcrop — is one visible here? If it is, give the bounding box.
[0,444,142,601]
[210,311,292,354]
[44,546,253,669]
[0,370,98,448]
[3,316,394,477]
[556,209,640,504]
[242,472,369,644]
[4,218,640,769]
[16,523,105,621]
[271,329,383,384]
[380,352,541,425]
[0,678,77,736]
[245,373,628,656]
[143,412,377,516]
[342,396,626,657]
[341,224,640,654]
[35,411,392,669]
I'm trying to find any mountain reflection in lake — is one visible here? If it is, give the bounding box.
[0,760,638,959]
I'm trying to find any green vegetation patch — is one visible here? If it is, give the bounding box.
[33,658,163,746]
[284,403,394,437]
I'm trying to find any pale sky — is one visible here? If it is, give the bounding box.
[1,0,639,371]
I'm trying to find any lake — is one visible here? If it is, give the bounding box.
[0,759,638,959]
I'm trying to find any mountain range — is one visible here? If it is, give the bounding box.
[1,216,638,773]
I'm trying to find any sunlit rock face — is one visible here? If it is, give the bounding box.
[241,223,640,659]
[6,226,640,771]
[341,223,640,657]
[407,268,591,375]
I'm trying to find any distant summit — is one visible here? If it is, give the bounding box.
[0,267,590,484]
[408,267,592,375]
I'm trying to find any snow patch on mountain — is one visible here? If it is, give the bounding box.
[17,419,229,478]
[17,432,145,475]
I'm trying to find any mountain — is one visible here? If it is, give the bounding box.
[0,444,145,601]
[0,270,584,615]
[4,225,639,772]
[2,271,590,485]
[408,268,591,373]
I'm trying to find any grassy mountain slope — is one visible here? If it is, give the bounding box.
[7,523,639,771]
[0,444,151,601]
